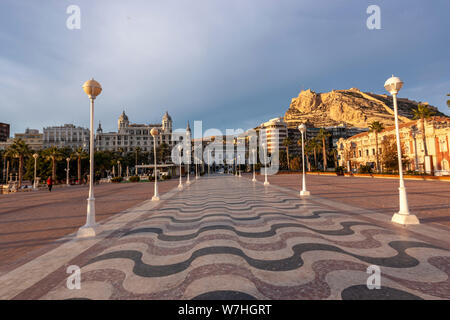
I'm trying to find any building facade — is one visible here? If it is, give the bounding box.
[258,117,288,154]
[96,111,174,153]
[337,117,450,175]
[0,123,10,142]
[43,124,89,149]
[0,128,43,151]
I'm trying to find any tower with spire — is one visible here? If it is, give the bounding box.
[162,111,172,133]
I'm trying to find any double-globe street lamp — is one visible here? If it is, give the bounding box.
[77,78,102,238]
[384,75,419,225]
[186,132,191,186]
[298,124,310,196]
[150,128,160,201]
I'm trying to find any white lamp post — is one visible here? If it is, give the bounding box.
[150,128,159,201]
[238,154,242,177]
[252,148,257,182]
[178,144,183,190]
[384,75,419,225]
[262,143,269,186]
[186,133,191,186]
[298,124,310,196]
[66,157,70,185]
[33,153,38,189]
[195,146,199,179]
[77,78,102,238]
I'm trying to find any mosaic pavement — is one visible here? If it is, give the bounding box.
[1,175,449,300]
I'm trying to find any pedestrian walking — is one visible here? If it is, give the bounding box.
[47,176,53,192]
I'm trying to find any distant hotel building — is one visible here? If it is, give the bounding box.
[0,128,43,151]
[96,111,174,153]
[43,124,89,149]
[0,123,10,142]
[258,117,288,153]
[337,117,450,175]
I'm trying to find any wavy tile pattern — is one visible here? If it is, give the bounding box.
[41,176,450,300]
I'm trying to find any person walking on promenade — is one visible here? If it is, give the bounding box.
[47,176,53,192]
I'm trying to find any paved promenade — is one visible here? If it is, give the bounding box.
[247,173,450,227]
[0,175,449,300]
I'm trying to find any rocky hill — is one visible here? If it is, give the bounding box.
[284,88,447,128]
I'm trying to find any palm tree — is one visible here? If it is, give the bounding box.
[73,147,88,184]
[412,103,435,169]
[369,121,384,173]
[305,138,320,169]
[4,139,31,188]
[317,128,331,171]
[43,147,63,182]
[282,138,292,170]
[135,146,142,168]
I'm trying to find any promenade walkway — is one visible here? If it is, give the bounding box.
[0,175,449,300]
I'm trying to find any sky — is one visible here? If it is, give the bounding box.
[0,0,449,137]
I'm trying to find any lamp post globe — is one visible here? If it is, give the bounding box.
[150,128,160,201]
[384,75,419,225]
[77,78,102,238]
[33,153,39,189]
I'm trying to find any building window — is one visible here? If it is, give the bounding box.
[359,150,362,157]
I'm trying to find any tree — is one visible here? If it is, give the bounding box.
[282,138,292,170]
[381,135,409,173]
[156,143,170,163]
[412,104,435,165]
[289,157,301,171]
[368,121,385,173]
[305,138,320,169]
[4,139,31,187]
[73,147,88,184]
[447,94,449,108]
[316,128,331,171]
[43,147,63,182]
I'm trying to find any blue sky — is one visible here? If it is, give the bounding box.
[0,0,449,136]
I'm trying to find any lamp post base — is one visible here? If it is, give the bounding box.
[152,195,160,201]
[300,190,311,196]
[391,213,420,225]
[186,180,191,185]
[252,178,257,182]
[178,184,183,190]
[77,224,98,238]
[264,181,270,186]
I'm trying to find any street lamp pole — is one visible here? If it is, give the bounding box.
[77,78,102,238]
[262,143,269,186]
[238,154,242,177]
[298,124,310,196]
[66,157,70,185]
[178,144,183,190]
[33,153,38,189]
[151,128,159,201]
[186,133,191,186]
[384,75,419,225]
[252,148,256,182]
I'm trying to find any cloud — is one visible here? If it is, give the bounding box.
[0,0,448,136]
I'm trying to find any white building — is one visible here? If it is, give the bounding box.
[258,117,288,153]
[43,124,89,149]
[96,111,174,153]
